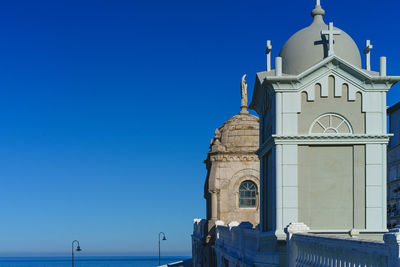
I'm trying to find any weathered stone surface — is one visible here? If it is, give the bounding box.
[205,112,260,227]
[192,86,261,267]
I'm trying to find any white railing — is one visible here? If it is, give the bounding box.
[292,234,388,266]
[192,219,207,240]
[192,219,207,267]
[286,223,400,267]
[214,222,280,266]
[210,222,400,266]
[215,222,257,259]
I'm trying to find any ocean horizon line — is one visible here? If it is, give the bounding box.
[0,256,192,266]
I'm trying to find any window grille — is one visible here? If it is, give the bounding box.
[239,181,257,207]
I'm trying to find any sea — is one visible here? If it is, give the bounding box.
[0,256,190,267]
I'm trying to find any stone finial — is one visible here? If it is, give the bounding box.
[275,57,282,76]
[240,74,249,114]
[211,128,225,152]
[215,220,225,226]
[285,222,310,240]
[214,129,221,143]
[228,221,240,229]
[193,218,202,224]
[349,229,360,238]
[265,40,272,72]
[380,57,387,76]
[364,40,373,71]
[321,22,341,57]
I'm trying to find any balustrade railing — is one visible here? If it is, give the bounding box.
[215,222,259,259]
[205,222,400,266]
[286,223,400,267]
[292,234,388,266]
[192,219,206,240]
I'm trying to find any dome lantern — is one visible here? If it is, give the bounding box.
[311,0,325,23]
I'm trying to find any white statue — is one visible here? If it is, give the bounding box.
[240,74,248,114]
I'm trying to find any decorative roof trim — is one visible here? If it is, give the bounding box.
[257,134,392,156]
[272,134,392,145]
[259,55,400,84]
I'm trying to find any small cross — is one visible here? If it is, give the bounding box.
[265,40,272,71]
[316,0,321,6]
[364,40,373,71]
[321,22,341,57]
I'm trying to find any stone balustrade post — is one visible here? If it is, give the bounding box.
[215,220,224,241]
[383,226,400,266]
[284,223,310,267]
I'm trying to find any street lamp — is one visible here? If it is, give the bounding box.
[72,240,82,267]
[158,232,167,266]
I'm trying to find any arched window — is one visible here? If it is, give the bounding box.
[309,113,353,134]
[239,181,257,207]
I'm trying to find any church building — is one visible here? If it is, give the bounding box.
[251,0,393,237]
[193,1,400,266]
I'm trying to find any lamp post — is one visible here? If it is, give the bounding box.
[158,232,167,266]
[72,240,82,267]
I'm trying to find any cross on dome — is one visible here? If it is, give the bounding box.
[321,22,341,57]
[316,0,320,6]
[364,40,373,71]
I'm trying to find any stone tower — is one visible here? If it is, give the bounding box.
[204,113,260,228]
[205,75,260,231]
[194,76,260,267]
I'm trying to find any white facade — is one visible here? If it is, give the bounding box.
[250,1,398,239]
[252,56,394,235]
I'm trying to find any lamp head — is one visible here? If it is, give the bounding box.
[162,236,167,241]
[76,246,82,252]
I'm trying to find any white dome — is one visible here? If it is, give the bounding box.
[279,5,361,75]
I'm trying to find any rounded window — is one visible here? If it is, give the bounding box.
[309,113,353,134]
[239,181,257,208]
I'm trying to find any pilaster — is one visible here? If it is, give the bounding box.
[365,144,385,230]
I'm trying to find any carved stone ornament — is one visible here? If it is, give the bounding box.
[209,154,259,162]
[240,74,249,114]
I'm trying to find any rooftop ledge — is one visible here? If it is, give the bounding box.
[257,134,393,155]
[258,56,400,83]
[272,134,393,144]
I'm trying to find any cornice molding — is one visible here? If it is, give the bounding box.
[273,134,392,145]
[257,134,392,157]
[209,153,259,162]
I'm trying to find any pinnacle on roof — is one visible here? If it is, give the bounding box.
[311,0,325,22]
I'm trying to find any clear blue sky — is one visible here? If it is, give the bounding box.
[0,0,399,257]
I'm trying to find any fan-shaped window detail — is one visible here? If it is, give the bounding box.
[239,181,257,208]
[309,113,353,134]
